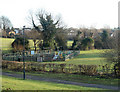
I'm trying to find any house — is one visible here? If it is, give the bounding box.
[66,28,79,40]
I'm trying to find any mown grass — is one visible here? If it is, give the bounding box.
[3,69,119,87]
[39,49,110,66]
[0,38,34,50]
[1,38,73,50]
[67,40,73,47]
[66,49,106,65]
[2,75,105,90]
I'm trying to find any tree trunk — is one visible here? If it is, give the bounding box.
[33,40,37,52]
[114,63,120,77]
[114,64,117,76]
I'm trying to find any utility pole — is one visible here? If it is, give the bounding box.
[23,26,25,80]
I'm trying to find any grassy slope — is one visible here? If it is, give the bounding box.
[2,76,105,90]
[40,49,109,66]
[1,38,14,50]
[1,38,73,50]
[66,49,106,65]
[1,38,34,50]
[3,69,119,86]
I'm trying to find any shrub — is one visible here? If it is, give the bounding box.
[2,60,97,75]
[11,37,30,52]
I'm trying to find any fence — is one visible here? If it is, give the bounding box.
[2,50,80,62]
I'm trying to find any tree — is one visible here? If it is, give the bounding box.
[102,29,120,76]
[1,30,7,38]
[30,10,62,50]
[0,16,12,30]
[94,29,103,49]
[101,30,109,49]
[25,29,42,51]
[55,29,67,50]
[11,37,30,52]
[81,37,94,50]
[71,31,82,50]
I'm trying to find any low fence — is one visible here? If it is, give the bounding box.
[2,50,80,62]
[2,60,115,76]
[2,54,38,62]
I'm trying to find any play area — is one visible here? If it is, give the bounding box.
[2,50,80,62]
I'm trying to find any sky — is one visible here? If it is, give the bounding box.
[0,0,119,29]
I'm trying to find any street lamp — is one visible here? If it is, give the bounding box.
[23,26,25,80]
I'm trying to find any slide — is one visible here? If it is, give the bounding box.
[53,55,59,60]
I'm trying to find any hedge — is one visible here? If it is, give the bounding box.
[2,60,97,75]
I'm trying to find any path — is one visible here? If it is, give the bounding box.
[2,72,119,90]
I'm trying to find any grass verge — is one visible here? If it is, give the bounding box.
[2,75,106,90]
[2,69,119,87]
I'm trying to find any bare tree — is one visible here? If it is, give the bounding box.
[25,29,42,51]
[103,29,120,76]
[0,16,12,30]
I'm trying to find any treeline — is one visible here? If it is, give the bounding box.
[10,27,118,52]
[0,11,118,51]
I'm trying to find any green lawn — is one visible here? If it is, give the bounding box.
[40,49,111,66]
[67,40,73,47]
[1,38,109,66]
[3,69,119,87]
[2,75,105,90]
[1,38,14,50]
[0,38,34,50]
[0,38,73,50]
[66,49,107,65]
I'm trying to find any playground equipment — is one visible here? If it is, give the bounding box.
[2,50,80,62]
[52,51,64,61]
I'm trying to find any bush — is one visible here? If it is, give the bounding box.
[81,37,94,50]
[78,65,97,75]
[2,60,97,75]
[11,37,30,52]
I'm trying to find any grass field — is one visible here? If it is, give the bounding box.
[2,75,105,90]
[1,38,118,90]
[0,38,73,50]
[3,69,119,86]
[1,38,108,66]
[39,49,110,66]
[66,49,107,65]
[67,40,73,47]
[0,38,34,50]
[1,38,112,66]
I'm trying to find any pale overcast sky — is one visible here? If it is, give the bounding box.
[0,0,119,28]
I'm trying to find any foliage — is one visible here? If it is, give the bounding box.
[25,29,41,51]
[100,29,116,49]
[11,37,30,52]
[55,30,67,50]
[71,31,82,50]
[1,38,35,50]
[94,40,103,49]
[32,11,61,50]
[101,30,108,42]
[81,37,94,50]
[2,60,97,76]
[0,38,73,50]
[102,29,120,77]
